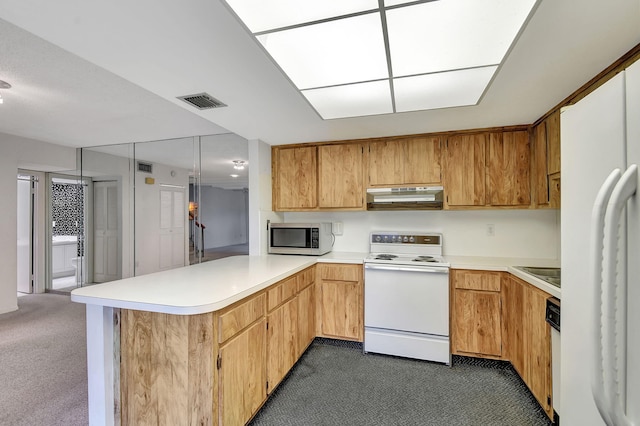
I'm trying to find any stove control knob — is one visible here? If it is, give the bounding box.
[409,236,415,243]
[383,235,389,242]
[403,236,409,243]
[375,235,381,242]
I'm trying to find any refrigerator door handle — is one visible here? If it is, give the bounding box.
[591,168,622,426]
[602,164,637,426]
[592,165,638,426]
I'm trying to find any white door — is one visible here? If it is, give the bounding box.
[159,188,185,270]
[17,176,34,293]
[94,181,120,283]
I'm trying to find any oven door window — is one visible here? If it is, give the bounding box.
[271,228,311,248]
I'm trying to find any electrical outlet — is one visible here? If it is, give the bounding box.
[486,224,495,237]
[332,222,343,236]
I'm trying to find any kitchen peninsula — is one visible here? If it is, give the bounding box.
[71,255,321,426]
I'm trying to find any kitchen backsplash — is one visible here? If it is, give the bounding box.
[284,209,560,259]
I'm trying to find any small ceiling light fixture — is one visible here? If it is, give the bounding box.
[233,160,246,170]
[230,174,239,178]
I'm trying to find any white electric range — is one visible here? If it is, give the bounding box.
[363,231,450,364]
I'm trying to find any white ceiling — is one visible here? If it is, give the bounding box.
[0,0,638,151]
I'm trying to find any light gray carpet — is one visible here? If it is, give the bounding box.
[250,339,553,426]
[0,293,88,426]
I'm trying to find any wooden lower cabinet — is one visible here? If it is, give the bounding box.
[297,283,316,358]
[317,263,363,341]
[219,318,267,425]
[266,297,298,393]
[120,310,216,426]
[503,275,553,419]
[450,270,503,358]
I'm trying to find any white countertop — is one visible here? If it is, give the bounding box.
[71,255,316,315]
[71,252,561,315]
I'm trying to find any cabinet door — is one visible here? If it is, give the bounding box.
[488,131,531,206]
[444,134,486,206]
[219,318,266,426]
[368,140,404,186]
[546,110,561,175]
[404,136,441,185]
[452,290,502,356]
[318,144,364,209]
[319,263,363,341]
[524,284,552,416]
[533,122,550,206]
[273,146,317,210]
[266,298,298,393]
[502,276,525,376]
[297,283,316,358]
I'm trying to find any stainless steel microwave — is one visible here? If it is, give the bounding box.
[268,222,333,255]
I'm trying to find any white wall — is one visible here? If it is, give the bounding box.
[0,132,76,314]
[284,209,560,259]
[199,186,248,249]
[248,139,283,256]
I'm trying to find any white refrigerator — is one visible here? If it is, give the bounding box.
[561,59,639,425]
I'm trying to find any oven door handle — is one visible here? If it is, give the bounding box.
[364,264,449,274]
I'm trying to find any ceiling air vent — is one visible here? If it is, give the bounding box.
[177,92,227,110]
[137,161,153,174]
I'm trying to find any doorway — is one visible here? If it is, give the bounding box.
[93,180,121,282]
[17,173,37,295]
[48,175,90,293]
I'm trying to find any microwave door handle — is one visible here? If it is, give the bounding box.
[602,164,637,426]
[590,168,621,426]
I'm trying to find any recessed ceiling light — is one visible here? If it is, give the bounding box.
[224,0,538,119]
[233,160,246,170]
[230,174,239,178]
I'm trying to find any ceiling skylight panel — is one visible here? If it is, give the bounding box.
[386,0,538,77]
[224,0,379,33]
[257,13,389,90]
[301,80,392,119]
[394,66,497,112]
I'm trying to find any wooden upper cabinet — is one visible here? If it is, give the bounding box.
[318,143,365,209]
[273,146,317,210]
[443,134,487,206]
[488,131,531,206]
[546,110,561,175]
[534,122,550,206]
[368,136,441,186]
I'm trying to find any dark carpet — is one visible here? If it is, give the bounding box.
[250,338,553,426]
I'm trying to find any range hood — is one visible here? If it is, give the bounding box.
[366,186,444,211]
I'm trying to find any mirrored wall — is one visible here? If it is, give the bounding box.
[72,133,248,287]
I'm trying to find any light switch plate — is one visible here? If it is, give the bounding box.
[332,222,343,235]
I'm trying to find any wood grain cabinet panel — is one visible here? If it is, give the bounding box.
[120,310,214,426]
[502,276,525,376]
[368,137,441,186]
[318,263,363,341]
[297,283,316,358]
[273,146,317,210]
[443,134,487,206]
[450,270,503,358]
[488,131,531,206]
[267,276,298,312]
[267,297,298,393]
[534,122,550,206]
[546,110,561,175]
[218,293,265,343]
[219,318,266,426]
[318,144,365,209]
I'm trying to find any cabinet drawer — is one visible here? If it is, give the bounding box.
[267,276,298,312]
[453,270,502,292]
[297,266,315,292]
[218,293,266,343]
[318,263,361,282]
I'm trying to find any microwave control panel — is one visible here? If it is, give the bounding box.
[311,228,319,248]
